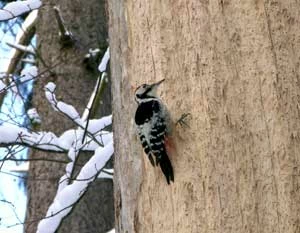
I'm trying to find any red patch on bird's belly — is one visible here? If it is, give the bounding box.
[165,136,176,157]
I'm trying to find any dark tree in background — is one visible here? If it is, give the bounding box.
[25,1,114,232]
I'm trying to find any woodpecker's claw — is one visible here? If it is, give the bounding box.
[176,113,191,128]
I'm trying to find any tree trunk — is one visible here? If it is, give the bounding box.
[25,1,114,233]
[109,1,300,233]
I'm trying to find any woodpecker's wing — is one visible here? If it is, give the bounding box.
[135,100,161,166]
[138,132,155,166]
[149,103,174,184]
[149,109,167,164]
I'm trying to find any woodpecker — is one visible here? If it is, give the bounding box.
[134,79,174,184]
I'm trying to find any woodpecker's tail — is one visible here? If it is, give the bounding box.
[158,153,174,184]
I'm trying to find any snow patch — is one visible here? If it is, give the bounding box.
[20,66,38,82]
[98,47,110,72]
[57,101,81,121]
[36,141,114,233]
[27,108,41,124]
[0,80,6,92]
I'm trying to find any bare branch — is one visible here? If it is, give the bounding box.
[0,199,23,224]
[5,10,38,76]
[6,41,36,55]
[53,6,74,46]
[0,157,71,164]
[82,72,109,143]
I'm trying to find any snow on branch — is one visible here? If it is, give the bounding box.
[98,47,110,72]
[0,120,112,153]
[45,82,82,125]
[45,61,113,195]
[34,44,113,233]
[0,78,6,93]
[36,141,114,233]
[98,168,113,179]
[0,66,38,108]
[106,229,115,233]
[81,48,110,142]
[0,122,64,152]
[5,9,38,76]
[0,0,41,21]
[27,108,41,125]
[44,82,112,147]
[31,79,113,194]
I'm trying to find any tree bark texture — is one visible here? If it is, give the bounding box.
[25,1,113,233]
[109,1,300,233]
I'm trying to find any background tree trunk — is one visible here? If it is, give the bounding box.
[25,1,114,232]
[109,1,300,233]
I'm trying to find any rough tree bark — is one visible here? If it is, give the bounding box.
[109,1,300,233]
[25,1,114,233]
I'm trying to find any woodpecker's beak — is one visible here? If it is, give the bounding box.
[152,79,165,88]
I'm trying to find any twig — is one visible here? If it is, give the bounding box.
[6,42,35,55]
[82,72,108,143]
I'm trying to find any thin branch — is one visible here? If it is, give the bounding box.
[0,157,71,164]
[8,200,77,228]
[82,73,103,143]
[8,157,109,229]
[0,152,11,171]
[6,42,35,55]
[81,47,110,143]
[5,10,37,76]
[0,199,22,224]
[0,170,62,181]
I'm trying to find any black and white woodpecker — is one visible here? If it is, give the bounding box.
[134,79,174,184]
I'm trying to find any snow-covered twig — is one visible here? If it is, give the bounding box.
[106,229,115,233]
[0,66,42,95]
[0,123,63,152]
[0,0,41,21]
[98,168,113,179]
[82,46,110,143]
[0,122,111,153]
[5,9,38,75]
[35,45,113,233]
[27,108,41,125]
[44,82,112,147]
[36,141,114,233]
[98,47,110,72]
[21,58,36,64]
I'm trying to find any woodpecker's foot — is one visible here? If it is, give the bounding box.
[176,113,191,128]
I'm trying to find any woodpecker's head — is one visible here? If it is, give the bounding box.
[135,79,165,103]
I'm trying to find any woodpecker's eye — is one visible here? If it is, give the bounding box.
[142,84,147,88]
